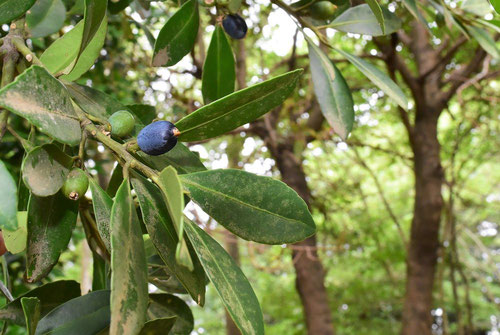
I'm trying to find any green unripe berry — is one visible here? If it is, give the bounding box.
[310,1,336,21]
[108,110,135,138]
[61,168,89,201]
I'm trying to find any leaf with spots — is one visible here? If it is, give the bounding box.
[152,0,199,67]
[307,38,354,140]
[132,173,206,306]
[110,180,148,335]
[26,193,78,283]
[0,280,80,325]
[147,294,193,334]
[0,160,18,231]
[180,169,316,244]
[0,66,81,146]
[184,219,264,335]
[176,69,302,142]
[0,0,36,25]
[21,144,73,197]
[89,178,112,252]
[137,143,206,175]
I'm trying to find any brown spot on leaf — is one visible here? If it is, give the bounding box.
[152,48,170,67]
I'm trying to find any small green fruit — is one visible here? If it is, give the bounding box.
[61,168,89,201]
[108,110,135,138]
[310,1,336,21]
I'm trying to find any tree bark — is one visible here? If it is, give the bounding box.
[402,108,444,335]
[273,143,335,335]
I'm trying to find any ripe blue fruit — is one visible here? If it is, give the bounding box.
[222,14,247,39]
[137,121,179,156]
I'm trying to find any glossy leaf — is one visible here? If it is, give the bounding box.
[0,160,18,230]
[335,48,408,110]
[106,164,123,197]
[153,0,199,67]
[139,317,176,335]
[132,173,206,305]
[147,294,193,334]
[202,26,235,104]
[490,0,500,13]
[176,69,302,141]
[156,167,193,270]
[329,4,401,36]
[3,211,28,254]
[127,104,157,125]
[138,143,206,175]
[184,219,264,335]
[0,280,80,325]
[0,66,81,146]
[89,178,112,251]
[40,17,108,81]
[0,0,36,25]
[467,25,500,59]
[66,82,144,135]
[26,0,66,38]
[401,0,429,29]
[35,290,110,335]
[365,0,385,34]
[180,169,316,244]
[74,0,107,68]
[21,144,73,197]
[110,180,148,335]
[26,193,78,283]
[308,40,354,140]
[21,297,41,335]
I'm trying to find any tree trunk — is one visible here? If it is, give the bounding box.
[273,144,335,335]
[402,108,444,335]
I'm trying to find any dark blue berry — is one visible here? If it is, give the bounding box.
[222,14,247,40]
[137,121,178,156]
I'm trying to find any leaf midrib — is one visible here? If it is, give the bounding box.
[182,178,311,229]
[178,76,295,136]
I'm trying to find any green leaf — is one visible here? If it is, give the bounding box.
[26,193,78,283]
[73,0,107,70]
[92,252,108,291]
[66,82,144,135]
[0,0,36,25]
[467,25,500,59]
[21,144,73,197]
[184,219,264,335]
[0,160,18,230]
[35,290,110,335]
[21,297,41,335]
[40,17,108,81]
[307,40,354,140]
[26,0,66,38]
[89,178,112,252]
[401,0,429,29]
[127,104,157,125]
[365,0,385,34]
[156,167,193,270]
[477,19,500,33]
[180,169,316,244]
[176,69,303,142]
[137,143,206,175]
[0,280,80,325]
[106,164,123,197]
[139,317,176,335]
[110,180,148,335]
[227,0,242,13]
[335,48,408,110]
[132,173,206,306]
[490,0,500,14]
[329,4,401,36]
[3,211,28,254]
[148,294,193,334]
[0,66,81,146]
[202,26,235,104]
[462,0,492,16]
[153,0,199,67]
